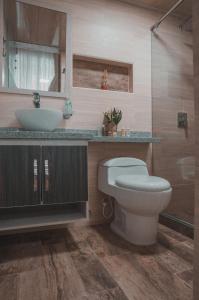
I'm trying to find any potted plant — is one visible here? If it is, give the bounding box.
[103,108,122,136]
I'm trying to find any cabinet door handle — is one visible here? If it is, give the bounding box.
[33,159,38,192]
[44,160,49,192]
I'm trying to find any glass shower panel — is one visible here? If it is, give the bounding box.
[151,5,194,225]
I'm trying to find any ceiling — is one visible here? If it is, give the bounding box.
[121,0,192,18]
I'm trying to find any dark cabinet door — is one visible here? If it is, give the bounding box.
[0,146,41,208]
[42,146,88,205]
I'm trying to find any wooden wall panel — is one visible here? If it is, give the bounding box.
[152,15,194,224]
[193,0,199,298]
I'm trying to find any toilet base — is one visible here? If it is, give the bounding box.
[111,203,158,246]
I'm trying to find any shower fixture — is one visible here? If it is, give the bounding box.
[151,0,185,31]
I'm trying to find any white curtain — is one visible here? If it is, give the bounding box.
[9,48,55,91]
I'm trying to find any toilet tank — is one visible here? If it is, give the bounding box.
[98,157,148,194]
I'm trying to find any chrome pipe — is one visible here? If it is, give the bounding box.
[151,0,185,32]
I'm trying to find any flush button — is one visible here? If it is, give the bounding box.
[178,112,188,128]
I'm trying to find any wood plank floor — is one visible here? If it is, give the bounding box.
[0,223,193,300]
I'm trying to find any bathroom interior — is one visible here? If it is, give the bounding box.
[0,0,198,299]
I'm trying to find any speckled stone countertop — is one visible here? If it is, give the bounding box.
[0,128,160,143]
[92,135,160,143]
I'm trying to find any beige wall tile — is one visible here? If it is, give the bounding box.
[0,0,159,132]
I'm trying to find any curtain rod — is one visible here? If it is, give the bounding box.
[150,0,185,32]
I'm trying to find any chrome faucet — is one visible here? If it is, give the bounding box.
[33,92,40,108]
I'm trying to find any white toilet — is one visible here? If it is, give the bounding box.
[98,157,172,246]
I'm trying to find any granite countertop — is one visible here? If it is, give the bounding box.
[0,128,160,143]
[91,135,160,143]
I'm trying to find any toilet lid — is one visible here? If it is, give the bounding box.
[115,175,171,192]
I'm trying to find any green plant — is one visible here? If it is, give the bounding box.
[104,111,113,124]
[103,108,122,130]
[112,108,122,129]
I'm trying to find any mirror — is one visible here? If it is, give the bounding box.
[1,0,70,96]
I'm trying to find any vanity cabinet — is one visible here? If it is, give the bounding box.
[42,146,88,205]
[0,146,41,208]
[0,145,88,208]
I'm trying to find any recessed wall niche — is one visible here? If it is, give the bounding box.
[73,55,133,93]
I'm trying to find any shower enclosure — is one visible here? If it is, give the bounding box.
[151,0,194,233]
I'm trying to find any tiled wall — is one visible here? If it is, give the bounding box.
[193,0,199,298]
[0,0,158,132]
[0,0,195,227]
[152,14,194,224]
[0,0,158,226]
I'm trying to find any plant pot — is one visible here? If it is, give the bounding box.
[104,123,117,136]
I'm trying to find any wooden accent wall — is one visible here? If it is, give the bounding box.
[193,0,199,298]
[152,17,194,224]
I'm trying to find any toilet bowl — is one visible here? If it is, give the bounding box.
[98,157,172,246]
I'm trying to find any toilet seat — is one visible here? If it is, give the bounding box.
[115,175,171,192]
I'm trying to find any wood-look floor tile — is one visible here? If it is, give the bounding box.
[158,225,188,243]
[46,242,88,300]
[148,244,192,274]
[133,253,192,300]
[176,268,193,288]
[169,241,193,264]
[69,224,156,258]
[101,249,192,300]
[82,225,133,257]
[0,274,18,300]
[71,242,119,294]
[158,232,193,264]
[0,234,22,247]
[0,241,44,275]
[100,253,165,300]
[92,287,128,300]
[18,267,57,300]
[182,239,194,250]
[66,223,94,243]
[0,224,193,300]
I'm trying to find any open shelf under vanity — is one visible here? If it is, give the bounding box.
[0,203,87,234]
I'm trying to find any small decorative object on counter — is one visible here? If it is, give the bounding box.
[118,128,130,137]
[121,129,126,137]
[102,125,105,136]
[63,99,73,119]
[103,108,122,136]
[101,69,108,90]
[125,128,131,137]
